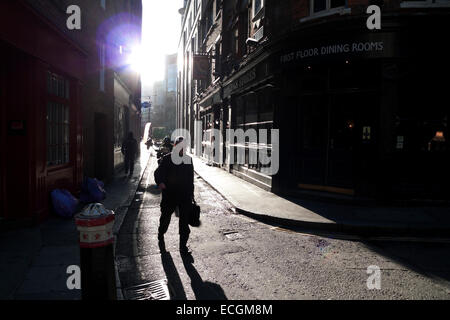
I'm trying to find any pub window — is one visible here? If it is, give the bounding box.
[330,61,380,90]
[311,0,346,14]
[253,0,264,18]
[47,72,70,167]
[245,94,258,124]
[236,98,245,128]
[259,91,274,122]
[47,102,70,167]
[47,71,70,99]
[206,2,214,33]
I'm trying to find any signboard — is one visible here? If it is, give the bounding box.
[230,68,256,92]
[193,55,210,81]
[223,68,257,97]
[279,33,398,66]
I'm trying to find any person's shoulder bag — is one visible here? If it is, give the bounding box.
[189,198,201,227]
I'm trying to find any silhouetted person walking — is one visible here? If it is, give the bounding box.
[121,132,138,177]
[154,136,194,255]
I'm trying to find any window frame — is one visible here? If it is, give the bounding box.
[46,71,71,169]
[253,0,264,19]
[309,0,347,17]
[401,0,450,8]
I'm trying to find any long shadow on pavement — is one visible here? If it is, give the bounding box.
[181,254,228,300]
[161,252,187,300]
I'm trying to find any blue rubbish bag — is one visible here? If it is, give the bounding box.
[51,189,80,218]
[80,177,106,204]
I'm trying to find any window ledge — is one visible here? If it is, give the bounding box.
[300,7,351,23]
[47,164,72,173]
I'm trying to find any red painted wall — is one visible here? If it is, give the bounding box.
[0,1,85,221]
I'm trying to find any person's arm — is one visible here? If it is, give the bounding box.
[189,162,194,199]
[154,155,169,189]
[121,141,126,155]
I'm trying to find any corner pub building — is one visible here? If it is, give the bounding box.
[274,12,449,201]
[212,1,450,202]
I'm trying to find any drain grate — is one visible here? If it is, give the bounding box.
[124,279,170,300]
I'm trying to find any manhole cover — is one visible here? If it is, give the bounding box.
[124,279,170,300]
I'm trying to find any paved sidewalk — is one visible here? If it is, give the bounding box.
[0,143,151,300]
[191,156,450,238]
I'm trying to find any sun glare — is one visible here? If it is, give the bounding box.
[127,46,144,73]
[139,0,181,87]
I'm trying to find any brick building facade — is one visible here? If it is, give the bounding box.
[179,0,450,202]
[0,0,142,223]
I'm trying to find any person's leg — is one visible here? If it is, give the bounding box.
[129,157,135,176]
[158,196,176,239]
[178,200,192,253]
[124,156,130,175]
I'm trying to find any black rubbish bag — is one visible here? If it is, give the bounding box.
[189,199,201,227]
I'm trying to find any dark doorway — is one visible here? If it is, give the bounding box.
[328,93,378,190]
[297,95,328,186]
[94,113,108,180]
[295,92,378,195]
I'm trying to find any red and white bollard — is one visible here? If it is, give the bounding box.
[75,204,116,300]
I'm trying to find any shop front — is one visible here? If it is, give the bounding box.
[198,88,222,164]
[223,58,276,191]
[274,17,449,201]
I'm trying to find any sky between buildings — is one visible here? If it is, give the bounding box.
[140,0,182,97]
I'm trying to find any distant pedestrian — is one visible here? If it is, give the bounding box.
[121,132,138,177]
[154,136,194,255]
